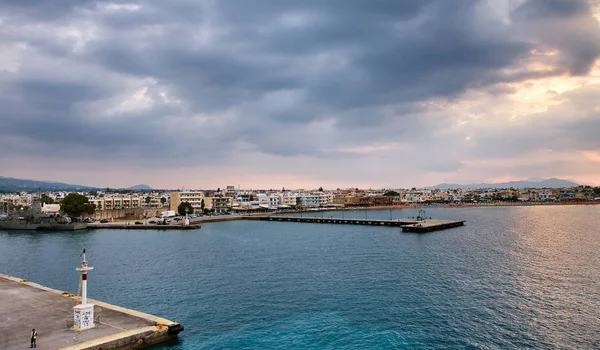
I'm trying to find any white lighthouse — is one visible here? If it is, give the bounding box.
[73,248,95,330]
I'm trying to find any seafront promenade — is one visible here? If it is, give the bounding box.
[0,274,183,350]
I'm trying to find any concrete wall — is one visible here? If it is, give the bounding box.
[0,223,87,230]
[92,208,165,221]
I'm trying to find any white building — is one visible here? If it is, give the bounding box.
[41,203,61,215]
[269,194,281,208]
[296,194,321,207]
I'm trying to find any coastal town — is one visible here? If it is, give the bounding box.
[1,185,599,223]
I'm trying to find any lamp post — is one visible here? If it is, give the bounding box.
[73,249,94,330]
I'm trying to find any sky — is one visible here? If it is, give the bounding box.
[1,0,600,189]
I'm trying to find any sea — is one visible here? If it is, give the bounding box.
[0,206,598,349]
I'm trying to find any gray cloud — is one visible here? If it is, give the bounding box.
[0,0,599,186]
[512,0,590,20]
[512,0,600,75]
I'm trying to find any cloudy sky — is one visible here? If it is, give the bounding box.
[1,0,600,189]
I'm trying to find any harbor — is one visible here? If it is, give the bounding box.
[251,216,465,233]
[1,206,598,349]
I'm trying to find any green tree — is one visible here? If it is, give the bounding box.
[60,193,95,219]
[384,191,400,197]
[318,186,324,192]
[178,201,194,216]
[160,197,167,205]
[200,199,205,211]
[40,194,54,204]
[145,196,152,204]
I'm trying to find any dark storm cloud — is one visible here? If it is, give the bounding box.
[0,0,599,169]
[512,0,600,75]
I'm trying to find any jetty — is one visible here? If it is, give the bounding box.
[251,216,465,233]
[87,223,200,230]
[0,272,183,350]
[0,222,88,231]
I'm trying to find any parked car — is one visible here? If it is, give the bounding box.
[135,221,143,225]
[100,219,109,223]
[173,217,182,222]
[148,220,157,224]
[84,218,95,223]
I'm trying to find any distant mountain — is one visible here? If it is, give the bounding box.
[127,184,152,190]
[0,176,97,192]
[426,178,581,190]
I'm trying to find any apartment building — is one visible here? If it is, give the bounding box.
[170,191,206,213]
[212,196,233,213]
[318,192,334,205]
[296,194,321,207]
[279,192,297,207]
[88,195,141,211]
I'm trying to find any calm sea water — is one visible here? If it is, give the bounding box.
[1,206,599,349]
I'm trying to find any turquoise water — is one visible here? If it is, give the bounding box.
[1,206,599,349]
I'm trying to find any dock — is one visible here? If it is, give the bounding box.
[251,216,465,233]
[87,223,200,230]
[0,223,88,231]
[0,274,183,350]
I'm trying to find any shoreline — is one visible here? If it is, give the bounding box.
[185,201,599,225]
[6,202,593,230]
[263,200,600,214]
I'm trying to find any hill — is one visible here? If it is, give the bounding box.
[127,184,152,190]
[0,176,97,192]
[426,178,580,190]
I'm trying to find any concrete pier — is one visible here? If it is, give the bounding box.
[87,223,200,230]
[251,216,465,233]
[0,274,183,350]
[0,223,88,231]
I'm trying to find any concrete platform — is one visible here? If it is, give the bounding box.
[400,219,465,232]
[0,223,87,231]
[251,216,465,233]
[0,274,183,350]
[87,223,200,230]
